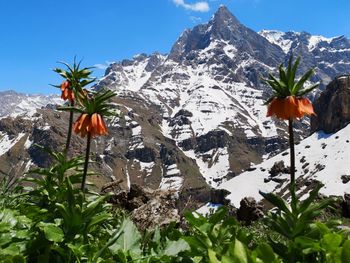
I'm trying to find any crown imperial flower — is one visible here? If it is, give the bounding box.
[267,96,315,120]
[73,113,108,138]
[60,81,74,101]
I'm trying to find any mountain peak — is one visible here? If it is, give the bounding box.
[211,5,240,26]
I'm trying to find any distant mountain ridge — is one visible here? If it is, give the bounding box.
[0,90,60,118]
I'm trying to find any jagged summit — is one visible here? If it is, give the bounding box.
[169,5,284,65]
[211,5,240,27]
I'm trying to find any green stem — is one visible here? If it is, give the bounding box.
[65,100,75,154]
[288,118,297,208]
[81,132,92,192]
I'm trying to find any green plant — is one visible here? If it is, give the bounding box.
[0,208,31,262]
[264,56,319,204]
[260,184,336,261]
[61,88,117,191]
[54,59,95,154]
[181,206,280,262]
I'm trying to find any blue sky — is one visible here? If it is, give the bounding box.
[0,0,349,94]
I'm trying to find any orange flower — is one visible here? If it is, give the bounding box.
[73,113,108,138]
[61,81,74,102]
[267,96,315,120]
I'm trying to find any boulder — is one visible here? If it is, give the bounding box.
[237,197,264,225]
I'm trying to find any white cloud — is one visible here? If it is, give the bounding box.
[172,0,210,12]
[94,63,108,70]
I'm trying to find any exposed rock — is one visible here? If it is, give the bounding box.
[125,147,156,163]
[311,75,350,133]
[160,144,178,166]
[237,197,264,225]
[209,188,231,205]
[0,117,32,137]
[195,130,229,153]
[341,175,350,184]
[131,190,180,231]
[174,109,193,118]
[269,161,290,177]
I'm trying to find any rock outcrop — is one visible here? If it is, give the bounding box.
[311,75,350,133]
[237,197,264,225]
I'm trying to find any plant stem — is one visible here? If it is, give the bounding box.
[288,118,296,207]
[65,100,75,154]
[81,132,92,192]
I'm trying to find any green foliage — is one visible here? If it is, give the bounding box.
[259,183,348,262]
[0,209,30,262]
[181,206,281,263]
[263,55,320,101]
[60,88,118,118]
[53,58,95,93]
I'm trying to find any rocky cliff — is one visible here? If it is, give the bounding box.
[311,75,350,133]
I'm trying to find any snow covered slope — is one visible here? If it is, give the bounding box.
[259,30,350,85]
[0,90,61,118]
[220,123,350,207]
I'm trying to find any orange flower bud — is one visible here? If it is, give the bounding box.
[60,81,74,102]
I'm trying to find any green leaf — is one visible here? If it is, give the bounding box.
[292,68,315,94]
[341,240,350,263]
[297,83,320,97]
[39,223,64,243]
[259,191,291,215]
[255,243,277,262]
[298,183,323,213]
[163,239,190,256]
[322,233,342,251]
[208,249,220,263]
[108,218,141,255]
[233,239,249,263]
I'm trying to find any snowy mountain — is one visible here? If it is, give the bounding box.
[259,30,350,85]
[95,6,350,188]
[0,90,60,118]
[0,6,350,209]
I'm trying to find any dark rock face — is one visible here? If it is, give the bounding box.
[178,130,230,153]
[237,197,264,225]
[196,130,229,153]
[209,188,231,205]
[160,144,177,166]
[125,147,156,163]
[311,76,350,133]
[103,183,179,230]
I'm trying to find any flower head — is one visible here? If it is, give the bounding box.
[73,113,108,138]
[60,81,74,102]
[54,59,95,102]
[69,88,116,138]
[267,96,315,120]
[264,56,319,120]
